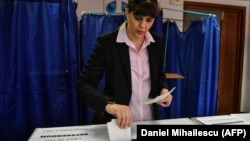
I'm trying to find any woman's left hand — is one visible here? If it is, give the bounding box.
[157,94,172,107]
[157,88,173,107]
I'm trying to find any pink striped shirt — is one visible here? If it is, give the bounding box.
[116,22,155,122]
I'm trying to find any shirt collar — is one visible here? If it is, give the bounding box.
[116,22,155,45]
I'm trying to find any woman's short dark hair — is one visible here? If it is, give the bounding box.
[127,0,160,18]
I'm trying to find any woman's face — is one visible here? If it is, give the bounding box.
[125,9,155,40]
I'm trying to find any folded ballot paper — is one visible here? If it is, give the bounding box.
[107,119,131,141]
[144,87,176,105]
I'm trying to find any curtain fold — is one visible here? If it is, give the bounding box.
[0,0,79,141]
[163,16,220,118]
[197,17,220,116]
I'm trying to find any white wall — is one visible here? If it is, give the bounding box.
[76,0,250,112]
[240,0,250,112]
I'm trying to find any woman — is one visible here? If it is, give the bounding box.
[76,0,172,128]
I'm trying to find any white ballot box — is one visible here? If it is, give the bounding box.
[28,118,196,141]
[29,113,250,141]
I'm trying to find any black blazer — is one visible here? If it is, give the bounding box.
[76,30,168,124]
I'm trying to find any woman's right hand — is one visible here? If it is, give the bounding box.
[105,103,132,128]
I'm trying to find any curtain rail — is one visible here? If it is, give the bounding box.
[81,11,124,16]
[162,7,216,17]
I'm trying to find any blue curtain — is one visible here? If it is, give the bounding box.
[0,0,79,141]
[79,11,164,124]
[163,16,220,118]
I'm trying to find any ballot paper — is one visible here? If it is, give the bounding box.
[144,87,176,104]
[191,115,246,125]
[107,119,131,141]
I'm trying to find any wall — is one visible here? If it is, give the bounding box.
[76,0,250,112]
[245,1,250,112]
